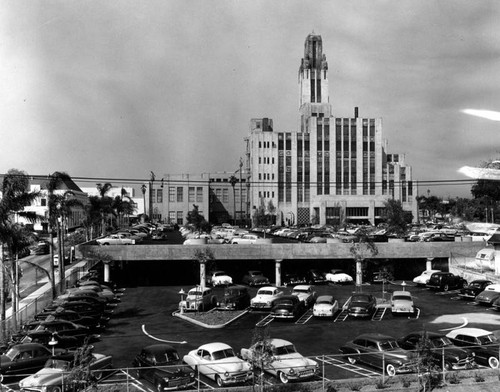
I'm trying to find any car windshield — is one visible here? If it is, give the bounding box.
[478,334,498,345]
[277,300,294,306]
[214,272,225,277]
[352,295,371,303]
[273,344,297,356]
[392,295,411,301]
[211,348,236,360]
[470,282,485,288]
[292,289,308,294]
[251,271,262,276]
[157,350,180,363]
[45,359,71,370]
[379,340,400,350]
[258,290,273,296]
[225,289,240,296]
[431,337,452,348]
[317,299,333,305]
[5,347,21,361]
[188,291,203,296]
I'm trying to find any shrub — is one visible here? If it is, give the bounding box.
[447,372,461,384]
[346,382,362,391]
[375,378,388,389]
[326,383,338,392]
[401,377,411,387]
[474,372,485,382]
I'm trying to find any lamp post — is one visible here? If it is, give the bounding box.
[141,184,147,218]
[179,288,185,314]
[239,157,243,226]
[149,171,156,223]
[49,334,58,355]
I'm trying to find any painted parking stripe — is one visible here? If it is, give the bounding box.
[315,355,380,378]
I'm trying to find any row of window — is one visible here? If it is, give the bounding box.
[165,187,203,203]
[258,157,275,164]
[213,188,247,204]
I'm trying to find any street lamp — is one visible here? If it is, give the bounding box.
[49,334,58,355]
[178,288,185,314]
[141,184,147,217]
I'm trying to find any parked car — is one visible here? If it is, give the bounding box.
[398,331,476,370]
[305,269,327,285]
[7,331,80,352]
[371,270,394,284]
[390,291,415,315]
[250,286,283,309]
[179,286,217,311]
[240,338,318,384]
[475,284,500,306]
[426,272,467,291]
[0,343,68,382]
[413,269,441,286]
[423,233,455,242]
[19,352,113,392]
[459,279,494,300]
[34,310,102,332]
[339,333,416,376]
[207,271,233,287]
[242,270,270,286]
[22,320,99,343]
[96,234,135,245]
[217,285,250,310]
[346,293,377,318]
[132,344,195,391]
[313,295,339,318]
[270,295,306,320]
[34,241,50,255]
[324,269,353,284]
[290,285,317,308]
[183,342,253,387]
[282,273,306,287]
[446,328,500,368]
[230,234,260,244]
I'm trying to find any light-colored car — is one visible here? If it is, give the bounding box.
[324,269,353,284]
[19,353,113,392]
[179,286,217,311]
[250,286,283,309]
[230,234,259,244]
[207,271,233,287]
[390,291,415,314]
[96,234,135,245]
[240,338,318,384]
[115,231,143,243]
[313,295,339,318]
[412,269,441,286]
[446,328,500,368]
[183,342,253,387]
[291,285,317,308]
[475,284,500,306]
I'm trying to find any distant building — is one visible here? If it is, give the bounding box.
[245,33,417,226]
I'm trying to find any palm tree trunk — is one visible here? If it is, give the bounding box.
[49,228,57,299]
[0,242,6,339]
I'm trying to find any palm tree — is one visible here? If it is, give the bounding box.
[96,183,114,236]
[112,195,136,228]
[229,175,237,225]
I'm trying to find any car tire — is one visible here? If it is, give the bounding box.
[443,284,449,292]
[93,371,103,380]
[216,375,224,387]
[49,387,62,392]
[156,381,164,392]
[278,371,289,384]
[462,280,468,288]
[386,364,396,377]
[347,356,357,364]
[444,362,453,371]
[488,356,499,369]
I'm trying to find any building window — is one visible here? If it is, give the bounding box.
[41,198,47,207]
[188,187,195,202]
[223,189,229,203]
[169,211,175,223]
[176,187,183,203]
[157,189,163,203]
[196,187,203,202]
[215,188,222,200]
[176,211,183,225]
[169,187,175,202]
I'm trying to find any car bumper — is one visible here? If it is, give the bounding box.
[160,380,196,391]
[285,368,317,380]
[251,303,272,309]
[221,372,253,385]
[313,310,333,317]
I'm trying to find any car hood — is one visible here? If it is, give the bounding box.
[392,299,413,307]
[441,346,471,360]
[0,355,13,365]
[252,295,274,302]
[314,303,333,310]
[210,357,250,372]
[19,368,62,388]
[272,353,316,369]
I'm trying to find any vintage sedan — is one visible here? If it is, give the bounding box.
[132,344,195,391]
[19,352,113,392]
[240,338,318,384]
[217,285,250,310]
[250,286,283,309]
[242,270,270,286]
[179,287,217,312]
[398,331,476,370]
[290,285,317,308]
[96,234,135,245]
[270,295,305,320]
[183,343,253,387]
[446,328,500,368]
[230,234,260,244]
[459,279,494,300]
[390,291,415,315]
[324,269,353,284]
[304,269,327,285]
[339,333,417,376]
[313,295,339,318]
[346,293,377,318]
[207,271,233,287]
[475,284,500,306]
[413,269,441,286]
[426,272,467,291]
[0,343,68,382]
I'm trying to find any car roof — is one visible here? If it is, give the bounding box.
[406,331,444,338]
[354,333,396,341]
[267,338,293,347]
[484,284,500,291]
[143,344,177,354]
[257,286,278,291]
[392,291,412,297]
[292,285,312,290]
[226,285,247,290]
[198,342,232,352]
[446,328,492,338]
[316,295,334,302]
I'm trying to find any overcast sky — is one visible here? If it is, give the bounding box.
[1,0,499,198]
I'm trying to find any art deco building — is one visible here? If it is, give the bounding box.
[246,33,417,226]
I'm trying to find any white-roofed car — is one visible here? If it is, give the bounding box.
[250,286,283,309]
[207,271,233,287]
[290,285,317,308]
[475,284,500,306]
[179,286,217,312]
[96,234,135,245]
[313,295,339,318]
[324,269,353,284]
[230,234,259,244]
[446,328,500,368]
[412,269,441,286]
[183,342,253,387]
[240,338,318,384]
[390,291,415,315]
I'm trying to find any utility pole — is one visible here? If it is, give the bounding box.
[239,157,243,227]
[149,171,155,222]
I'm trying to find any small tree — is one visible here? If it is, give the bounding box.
[186,204,211,233]
[383,199,412,238]
[350,227,378,291]
[66,340,100,391]
[415,332,441,391]
[249,326,275,392]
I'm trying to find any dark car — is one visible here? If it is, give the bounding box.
[34,309,103,331]
[282,272,306,287]
[241,270,270,286]
[0,343,68,382]
[398,331,476,370]
[43,301,111,321]
[347,293,377,318]
[446,328,500,368]
[270,295,306,320]
[9,331,80,351]
[426,272,467,291]
[21,320,99,343]
[475,285,500,306]
[459,279,494,300]
[132,344,195,391]
[217,285,250,310]
[424,233,455,242]
[304,269,327,285]
[339,333,416,376]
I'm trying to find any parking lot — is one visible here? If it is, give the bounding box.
[90,280,500,389]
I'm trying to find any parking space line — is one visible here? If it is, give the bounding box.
[256,314,274,327]
[296,309,313,324]
[315,355,380,378]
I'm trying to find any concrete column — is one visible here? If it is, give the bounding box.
[275,259,282,287]
[104,262,110,283]
[426,258,433,271]
[199,260,206,290]
[355,259,363,290]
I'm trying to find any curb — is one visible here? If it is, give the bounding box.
[172,309,249,329]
